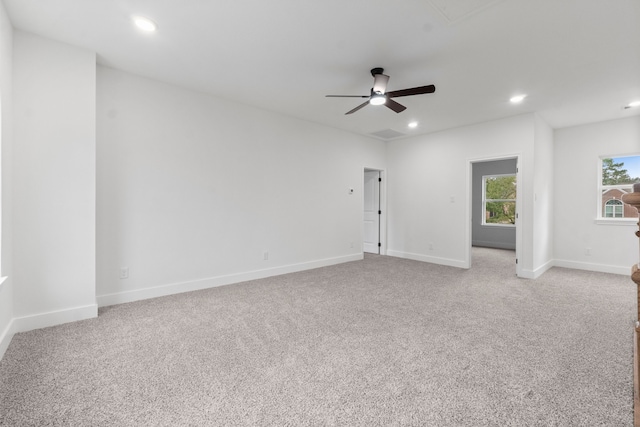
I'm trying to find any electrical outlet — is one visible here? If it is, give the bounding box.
[263,251,269,260]
[585,247,591,256]
[428,243,434,251]
[119,267,129,279]
[350,241,354,248]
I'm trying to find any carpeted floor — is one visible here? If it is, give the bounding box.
[0,248,635,426]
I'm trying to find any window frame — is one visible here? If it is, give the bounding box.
[596,154,640,224]
[481,173,517,228]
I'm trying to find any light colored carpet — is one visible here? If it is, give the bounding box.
[0,248,635,426]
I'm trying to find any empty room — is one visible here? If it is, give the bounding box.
[1,0,640,425]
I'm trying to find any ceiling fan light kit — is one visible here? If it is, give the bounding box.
[369,93,386,105]
[326,67,436,115]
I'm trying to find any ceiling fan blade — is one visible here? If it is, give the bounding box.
[326,95,369,98]
[345,101,370,115]
[372,73,390,94]
[387,85,436,98]
[385,98,406,113]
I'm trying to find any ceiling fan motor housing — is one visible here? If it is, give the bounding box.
[370,67,384,76]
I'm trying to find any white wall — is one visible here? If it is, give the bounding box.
[554,116,640,274]
[12,32,97,329]
[532,115,554,274]
[386,114,535,273]
[0,0,13,358]
[96,66,387,305]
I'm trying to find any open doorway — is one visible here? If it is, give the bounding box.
[469,157,521,276]
[363,168,384,254]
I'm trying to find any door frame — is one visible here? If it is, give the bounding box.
[466,154,522,277]
[363,167,387,255]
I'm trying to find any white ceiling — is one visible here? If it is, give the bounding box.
[4,0,640,140]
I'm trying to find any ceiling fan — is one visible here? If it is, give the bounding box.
[326,68,436,115]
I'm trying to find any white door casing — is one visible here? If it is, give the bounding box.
[363,170,380,254]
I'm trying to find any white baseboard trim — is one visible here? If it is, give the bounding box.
[0,318,15,361]
[12,304,98,334]
[386,250,467,269]
[519,259,555,279]
[97,253,364,307]
[553,259,629,276]
[519,270,536,279]
[472,241,516,251]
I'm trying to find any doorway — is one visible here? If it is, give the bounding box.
[363,169,382,254]
[468,156,521,276]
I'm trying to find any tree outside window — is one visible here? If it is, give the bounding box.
[483,174,516,226]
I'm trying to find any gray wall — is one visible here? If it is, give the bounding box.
[472,158,517,250]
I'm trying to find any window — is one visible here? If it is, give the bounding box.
[604,199,624,218]
[598,155,640,220]
[482,174,516,226]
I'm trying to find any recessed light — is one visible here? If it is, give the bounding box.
[408,121,418,128]
[133,16,157,32]
[625,100,640,109]
[510,94,527,103]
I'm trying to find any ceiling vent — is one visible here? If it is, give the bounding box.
[370,129,406,140]
[428,0,506,23]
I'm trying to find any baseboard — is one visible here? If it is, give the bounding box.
[382,252,626,278]
[97,253,364,307]
[0,318,15,361]
[519,259,554,279]
[386,250,467,269]
[12,304,98,334]
[553,259,629,276]
[472,241,516,250]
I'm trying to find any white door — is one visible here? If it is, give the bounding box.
[363,171,380,254]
